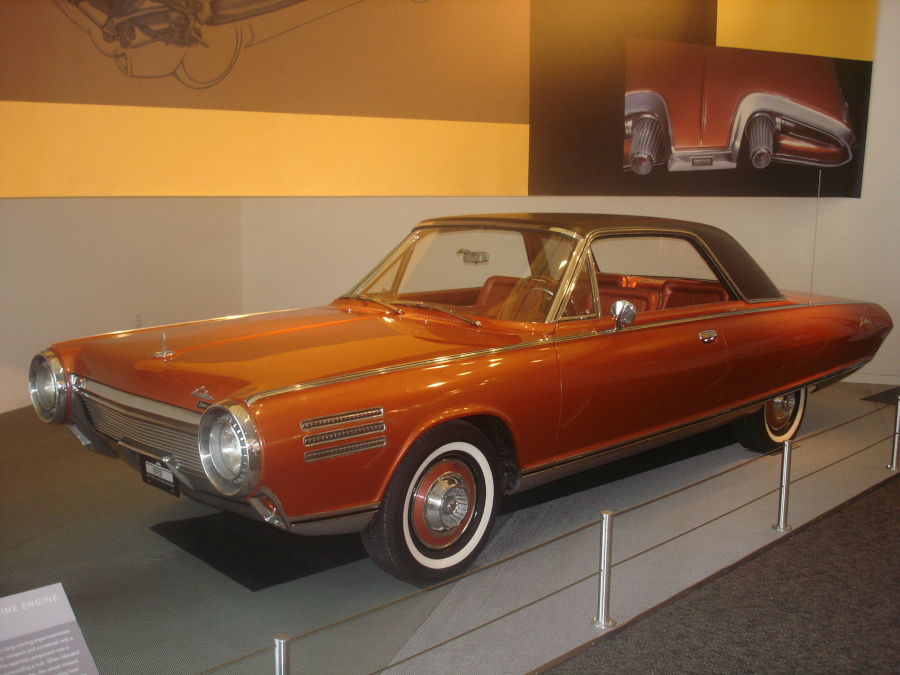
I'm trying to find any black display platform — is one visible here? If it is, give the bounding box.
[151,512,368,591]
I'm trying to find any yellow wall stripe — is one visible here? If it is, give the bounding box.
[0,101,529,198]
[717,0,878,61]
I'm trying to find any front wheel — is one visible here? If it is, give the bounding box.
[362,421,499,585]
[734,388,808,453]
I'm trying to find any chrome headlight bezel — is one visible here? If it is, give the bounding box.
[29,351,69,424]
[198,401,261,497]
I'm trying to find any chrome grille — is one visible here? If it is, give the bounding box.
[78,380,204,477]
[300,407,383,431]
[303,421,386,447]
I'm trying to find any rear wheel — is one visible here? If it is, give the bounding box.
[362,421,499,585]
[734,388,807,453]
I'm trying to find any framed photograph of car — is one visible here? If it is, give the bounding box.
[29,214,892,583]
[624,40,856,176]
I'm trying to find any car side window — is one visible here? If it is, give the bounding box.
[590,235,730,311]
[561,258,597,319]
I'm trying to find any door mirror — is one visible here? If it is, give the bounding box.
[610,300,636,331]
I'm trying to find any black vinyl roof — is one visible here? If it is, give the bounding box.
[419,213,784,303]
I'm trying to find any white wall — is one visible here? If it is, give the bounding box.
[238,196,821,312]
[0,198,243,411]
[2,2,898,413]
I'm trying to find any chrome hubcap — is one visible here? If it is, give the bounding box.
[767,393,797,431]
[411,458,476,550]
[424,475,470,532]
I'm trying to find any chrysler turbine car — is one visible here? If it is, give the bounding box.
[624,39,856,175]
[30,214,892,583]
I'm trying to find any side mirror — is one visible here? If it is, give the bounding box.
[610,300,636,331]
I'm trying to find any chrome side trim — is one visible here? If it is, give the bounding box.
[553,299,874,344]
[303,422,386,448]
[300,406,384,431]
[246,338,554,404]
[286,504,379,536]
[304,436,387,463]
[246,299,871,404]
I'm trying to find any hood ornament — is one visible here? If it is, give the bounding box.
[153,333,175,360]
[190,386,214,400]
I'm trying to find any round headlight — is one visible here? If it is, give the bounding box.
[29,351,69,423]
[209,418,243,479]
[198,402,261,497]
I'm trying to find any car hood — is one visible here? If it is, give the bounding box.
[53,305,536,411]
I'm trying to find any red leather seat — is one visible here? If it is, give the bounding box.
[597,286,660,315]
[475,276,519,307]
[596,272,627,287]
[660,279,729,309]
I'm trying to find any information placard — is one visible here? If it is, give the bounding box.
[0,584,98,675]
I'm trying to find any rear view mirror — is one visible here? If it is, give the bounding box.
[610,300,636,331]
[458,249,489,264]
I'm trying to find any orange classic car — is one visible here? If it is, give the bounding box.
[624,40,856,175]
[30,214,892,583]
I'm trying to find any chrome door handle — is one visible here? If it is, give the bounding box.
[699,329,718,344]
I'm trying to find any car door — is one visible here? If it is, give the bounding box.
[552,234,729,462]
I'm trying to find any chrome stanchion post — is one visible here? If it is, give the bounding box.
[888,395,899,471]
[274,634,291,675]
[773,439,793,532]
[591,510,616,629]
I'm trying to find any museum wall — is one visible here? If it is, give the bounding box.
[0,198,243,411]
[1,2,898,414]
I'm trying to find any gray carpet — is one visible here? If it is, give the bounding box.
[543,474,900,675]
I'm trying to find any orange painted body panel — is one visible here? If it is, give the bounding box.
[52,304,537,411]
[554,309,726,460]
[252,335,560,519]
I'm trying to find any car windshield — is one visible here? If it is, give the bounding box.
[349,226,577,323]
